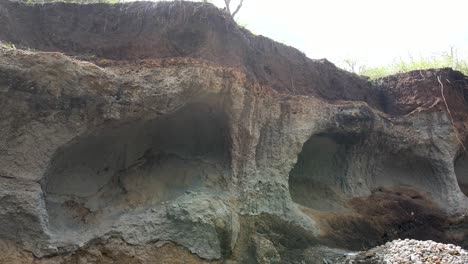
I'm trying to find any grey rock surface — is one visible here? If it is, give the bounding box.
[0,1,468,263]
[253,234,281,264]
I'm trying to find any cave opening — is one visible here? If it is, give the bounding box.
[455,153,468,196]
[288,133,459,250]
[42,102,231,235]
[288,133,358,211]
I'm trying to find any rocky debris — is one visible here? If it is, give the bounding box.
[253,234,281,264]
[348,239,468,264]
[301,246,352,264]
[0,238,221,264]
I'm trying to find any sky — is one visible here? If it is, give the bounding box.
[129,0,468,67]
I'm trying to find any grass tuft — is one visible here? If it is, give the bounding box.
[341,48,468,79]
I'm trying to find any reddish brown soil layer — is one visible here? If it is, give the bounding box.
[307,187,468,250]
[378,70,468,115]
[0,1,380,107]
[2,2,467,123]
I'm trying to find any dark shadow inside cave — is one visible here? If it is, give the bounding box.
[288,133,466,250]
[43,102,230,234]
[288,133,359,211]
[455,153,468,196]
[374,152,438,194]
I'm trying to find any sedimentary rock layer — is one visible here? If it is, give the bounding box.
[0,1,467,263]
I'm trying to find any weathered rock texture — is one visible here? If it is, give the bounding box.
[0,1,468,263]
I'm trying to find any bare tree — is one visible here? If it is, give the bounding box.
[223,0,244,18]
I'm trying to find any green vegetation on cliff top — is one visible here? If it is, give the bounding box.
[341,48,468,79]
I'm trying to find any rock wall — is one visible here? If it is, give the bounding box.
[0,1,467,263]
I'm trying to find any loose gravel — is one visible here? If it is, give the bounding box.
[346,239,468,264]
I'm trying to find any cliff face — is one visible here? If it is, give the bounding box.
[0,1,467,263]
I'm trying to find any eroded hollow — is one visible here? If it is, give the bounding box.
[288,133,359,211]
[455,153,468,196]
[288,133,465,250]
[43,102,230,234]
[373,152,438,194]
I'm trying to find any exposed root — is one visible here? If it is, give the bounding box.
[437,75,467,153]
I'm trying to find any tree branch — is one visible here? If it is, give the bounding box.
[224,0,231,15]
[231,0,244,18]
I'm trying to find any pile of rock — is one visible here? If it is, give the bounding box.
[347,239,468,264]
